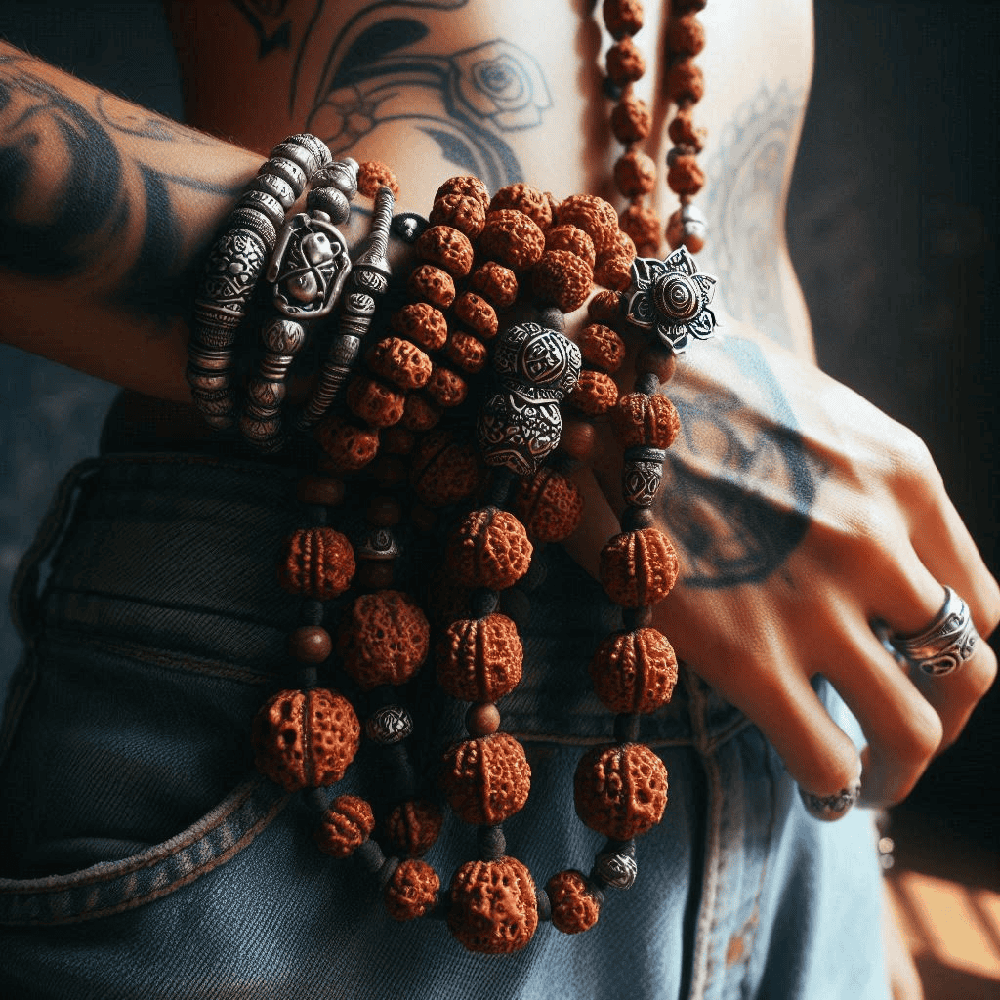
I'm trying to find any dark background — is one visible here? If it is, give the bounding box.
[1,1,997,838]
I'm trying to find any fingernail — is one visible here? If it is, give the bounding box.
[799,781,861,822]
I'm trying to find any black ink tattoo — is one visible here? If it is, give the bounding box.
[657,335,819,587]
[229,0,294,57]
[702,82,805,349]
[95,93,213,145]
[292,1,551,191]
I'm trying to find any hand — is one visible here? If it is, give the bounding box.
[565,314,999,808]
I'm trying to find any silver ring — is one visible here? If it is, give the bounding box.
[799,782,861,822]
[895,586,979,677]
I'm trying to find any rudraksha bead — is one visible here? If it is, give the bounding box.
[547,869,601,934]
[356,159,399,197]
[407,263,456,309]
[531,249,594,313]
[569,369,619,416]
[436,613,523,701]
[425,365,468,408]
[445,330,488,373]
[278,527,355,599]
[611,392,681,448]
[446,507,533,590]
[610,94,651,144]
[590,627,678,714]
[579,323,625,374]
[469,262,519,309]
[435,174,490,210]
[557,194,620,255]
[391,301,449,351]
[599,527,679,607]
[385,859,440,921]
[588,289,624,325]
[252,687,360,792]
[513,467,584,543]
[613,149,657,198]
[669,12,706,55]
[346,376,405,428]
[573,742,668,839]
[603,0,644,38]
[314,415,380,471]
[314,794,375,858]
[545,224,597,267]
[380,426,416,454]
[385,799,444,858]
[288,624,333,664]
[429,192,487,238]
[667,153,706,197]
[489,183,553,231]
[453,291,499,340]
[415,224,475,277]
[409,430,482,506]
[338,590,430,689]
[665,59,705,105]
[366,336,433,391]
[668,105,706,152]
[595,246,636,292]
[400,393,441,432]
[478,210,546,271]
[447,857,538,953]
[605,36,645,86]
[440,733,530,825]
[618,202,661,257]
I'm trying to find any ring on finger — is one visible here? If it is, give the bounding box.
[895,586,979,677]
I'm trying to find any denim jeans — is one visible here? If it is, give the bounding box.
[0,452,888,999]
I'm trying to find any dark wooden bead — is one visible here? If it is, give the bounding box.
[466,702,501,737]
[289,625,333,664]
[367,495,403,527]
[297,474,346,507]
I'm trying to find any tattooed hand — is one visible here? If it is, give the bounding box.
[568,315,999,808]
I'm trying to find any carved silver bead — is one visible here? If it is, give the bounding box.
[259,157,307,198]
[313,158,359,199]
[492,321,581,397]
[250,172,297,210]
[478,389,564,476]
[357,528,399,562]
[237,189,286,229]
[306,186,352,225]
[595,851,638,890]
[365,705,413,745]
[268,212,352,318]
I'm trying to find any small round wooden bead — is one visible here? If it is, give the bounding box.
[385,859,440,921]
[338,590,430,689]
[669,12,706,55]
[366,336,433,391]
[314,794,374,858]
[605,36,645,86]
[400,393,441,432]
[611,392,681,449]
[407,263,456,309]
[466,701,502,736]
[578,323,625,374]
[252,687,360,791]
[425,365,468,408]
[488,183,553,231]
[665,59,705,105]
[636,343,678,384]
[590,627,678,714]
[385,799,444,857]
[440,733,531,825]
[513,467,584,543]
[453,291,499,340]
[445,330,488,373]
[595,249,634,292]
[600,527,679,607]
[288,625,332,664]
[667,153,706,198]
[559,419,597,462]
[446,508,533,590]
[469,262,519,309]
[668,106,706,152]
[573,742,668,839]
[277,527,354,599]
[587,289,624,325]
[618,202,661,258]
[296,474,345,507]
[478,210,546,271]
[447,857,538,953]
[547,869,601,934]
[436,613,523,702]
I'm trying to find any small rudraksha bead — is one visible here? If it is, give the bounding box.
[469,262,519,309]
[579,323,626,374]
[603,0,644,38]
[407,263,456,309]
[667,153,706,197]
[380,426,416,454]
[573,742,668,839]
[425,365,468,408]
[488,183,553,231]
[668,105,706,152]
[447,857,538,953]
[435,174,490,210]
[314,794,375,858]
[614,149,657,198]
[253,687,360,791]
[669,12,706,55]
[410,430,482,506]
[440,733,530,825]
[429,192,487,238]
[569,369,619,416]
[513,467,584,543]
[436,612,523,701]
[416,225,475,277]
[478,210,546,271]
[445,330,488,373]
[385,859,440,921]
[288,624,333,664]
[278,527,354,599]
[547,869,601,934]
[587,289,624,325]
[611,392,681,449]
[366,336,433,391]
[618,202,661,258]
[314,415,380,471]
[611,94,651,144]
[391,301,449,351]
[595,248,635,292]
[545,224,596,267]
[531,249,594,313]
[453,291,499,340]
[600,527,679,607]
[346,376,405,428]
[338,590,430,689]
[590,627,678,714]
[446,507,533,590]
[556,194,620,255]
[356,159,399,197]
[665,58,705,105]
[385,799,444,858]
[400,393,441,432]
[605,36,645,86]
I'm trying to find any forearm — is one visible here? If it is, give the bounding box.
[0,39,261,402]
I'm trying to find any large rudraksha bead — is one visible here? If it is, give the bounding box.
[599,527,679,607]
[590,627,678,714]
[446,508,532,590]
[547,869,601,934]
[513,467,584,543]
[252,687,360,792]
[436,613,523,701]
[447,857,538,953]
[314,794,374,858]
[338,590,430,689]
[611,392,681,449]
[277,527,355,599]
[385,799,444,858]
[477,209,545,271]
[439,733,530,825]
[385,859,440,921]
[573,742,668,839]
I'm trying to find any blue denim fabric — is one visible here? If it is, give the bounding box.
[0,453,888,999]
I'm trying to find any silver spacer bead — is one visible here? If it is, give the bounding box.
[365,705,413,744]
[260,157,308,198]
[594,851,638,890]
